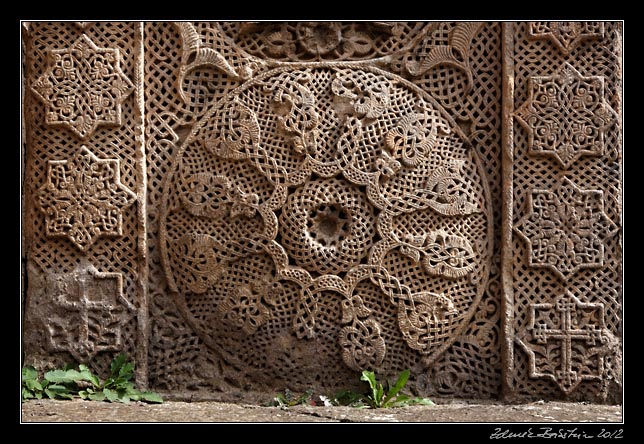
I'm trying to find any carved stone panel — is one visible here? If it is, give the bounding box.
[504,21,622,403]
[21,22,147,383]
[21,21,622,402]
[143,22,504,397]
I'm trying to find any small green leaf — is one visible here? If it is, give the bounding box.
[118,361,135,380]
[389,393,410,407]
[78,365,101,388]
[88,392,106,401]
[110,354,128,377]
[44,384,74,400]
[25,379,43,392]
[44,369,82,384]
[103,388,119,402]
[383,369,409,406]
[22,366,39,382]
[22,388,35,400]
[138,392,163,404]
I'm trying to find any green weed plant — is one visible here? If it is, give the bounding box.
[22,353,163,404]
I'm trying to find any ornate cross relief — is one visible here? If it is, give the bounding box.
[45,267,135,363]
[517,291,609,394]
[160,22,493,380]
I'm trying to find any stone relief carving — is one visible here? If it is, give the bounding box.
[528,22,605,55]
[159,63,492,379]
[509,21,622,402]
[21,21,621,403]
[36,146,137,252]
[514,63,617,169]
[514,177,618,280]
[31,34,134,139]
[45,267,136,363]
[517,291,611,394]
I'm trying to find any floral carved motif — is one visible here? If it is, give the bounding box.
[31,34,134,139]
[339,293,386,371]
[528,22,605,55]
[216,278,282,337]
[227,22,426,61]
[36,146,136,252]
[514,63,617,169]
[514,177,618,280]
[518,291,608,394]
[46,268,135,363]
[160,64,491,373]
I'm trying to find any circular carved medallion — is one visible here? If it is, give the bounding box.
[160,64,492,383]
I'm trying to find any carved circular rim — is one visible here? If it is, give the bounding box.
[159,62,494,373]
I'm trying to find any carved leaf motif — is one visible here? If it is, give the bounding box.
[422,160,480,215]
[397,291,458,353]
[179,173,231,218]
[399,231,476,278]
[176,22,201,64]
[421,231,477,278]
[168,233,224,294]
[264,71,319,155]
[388,159,480,216]
[189,47,239,79]
[341,295,372,323]
[385,112,443,167]
[339,318,386,371]
[405,22,483,89]
[216,287,264,336]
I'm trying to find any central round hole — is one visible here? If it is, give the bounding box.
[308,203,351,247]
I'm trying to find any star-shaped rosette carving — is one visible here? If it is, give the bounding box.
[514,63,617,169]
[37,146,137,252]
[529,22,605,56]
[514,177,618,280]
[31,34,134,139]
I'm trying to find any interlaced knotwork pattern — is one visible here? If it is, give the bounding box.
[23,21,620,402]
[510,21,622,402]
[159,54,493,392]
[22,22,145,384]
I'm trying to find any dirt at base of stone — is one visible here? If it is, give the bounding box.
[21,397,623,424]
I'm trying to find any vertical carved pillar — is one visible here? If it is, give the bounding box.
[503,22,622,402]
[21,22,148,385]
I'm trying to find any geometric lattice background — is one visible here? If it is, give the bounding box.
[21,21,622,404]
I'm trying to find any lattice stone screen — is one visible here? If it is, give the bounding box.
[20,21,623,403]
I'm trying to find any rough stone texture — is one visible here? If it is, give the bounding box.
[21,398,623,424]
[20,21,623,405]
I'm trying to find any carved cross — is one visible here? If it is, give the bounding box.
[522,291,607,394]
[48,269,135,362]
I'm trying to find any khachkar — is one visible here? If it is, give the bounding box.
[151,22,501,397]
[21,23,148,384]
[504,22,622,402]
[21,22,622,402]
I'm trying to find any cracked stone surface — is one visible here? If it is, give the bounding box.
[21,398,623,424]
